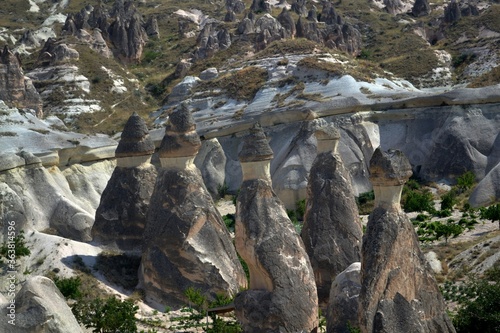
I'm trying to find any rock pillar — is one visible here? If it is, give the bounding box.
[358,148,455,333]
[234,123,319,333]
[139,105,247,308]
[92,112,157,251]
[301,123,363,309]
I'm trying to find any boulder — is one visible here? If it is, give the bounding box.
[444,0,461,23]
[38,38,79,66]
[50,197,94,242]
[199,67,219,81]
[145,16,160,38]
[250,0,271,13]
[226,0,246,13]
[291,0,308,16]
[358,148,455,333]
[327,262,362,333]
[0,46,43,117]
[234,123,318,333]
[140,105,246,308]
[301,123,362,308]
[92,112,157,251]
[0,276,82,333]
[277,8,296,38]
[469,161,500,207]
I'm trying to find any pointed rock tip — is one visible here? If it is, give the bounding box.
[239,123,274,162]
[115,112,155,157]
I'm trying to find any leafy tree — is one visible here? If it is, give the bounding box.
[72,297,139,333]
[434,220,464,244]
[480,203,500,229]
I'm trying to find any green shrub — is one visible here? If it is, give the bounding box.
[435,209,452,218]
[441,191,456,211]
[0,230,31,259]
[403,189,434,213]
[457,171,476,191]
[223,214,236,232]
[72,297,139,333]
[54,276,82,300]
[434,220,464,244]
[480,203,500,229]
[217,182,229,198]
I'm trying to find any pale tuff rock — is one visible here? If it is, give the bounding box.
[0,46,43,117]
[234,124,318,333]
[369,148,412,212]
[358,148,455,333]
[327,262,362,333]
[301,123,362,308]
[37,38,79,66]
[0,276,83,333]
[194,138,227,198]
[92,112,156,250]
[140,106,246,308]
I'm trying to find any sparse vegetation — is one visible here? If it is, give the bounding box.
[0,230,31,259]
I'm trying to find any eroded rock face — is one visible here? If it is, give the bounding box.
[412,0,431,17]
[194,20,231,59]
[234,124,318,333]
[0,276,82,333]
[301,124,362,308]
[38,38,79,66]
[0,46,43,117]
[327,262,361,333]
[358,148,455,333]
[140,106,246,308]
[92,112,157,251]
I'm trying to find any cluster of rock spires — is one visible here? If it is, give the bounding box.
[0,46,43,117]
[90,111,455,332]
[61,0,158,63]
[192,0,362,62]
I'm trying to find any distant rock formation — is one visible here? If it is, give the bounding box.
[251,0,271,13]
[139,105,246,308]
[444,0,461,23]
[0,276,83,333]
[37,38,79,66]
[277,8,296,39]
[226,0,246,13]
[92,112,157,251]
[291,0,308,16]
[194,138,227,198]
[62,0,149,63]
[234,123,318,333]
[0,46,43,117]
[301,123,362,308]
[383,0,406,15]
[327,262,362,333]
[194,20,231,59]
[412,0,431,17]
[358,148,456,333]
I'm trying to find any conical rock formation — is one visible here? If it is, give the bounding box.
[301,123,362,308]
[358,148,455,333]
[140,105,246,308]
[234,123,318,333]
[92,112,156,251]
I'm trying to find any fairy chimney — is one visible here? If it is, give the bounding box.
[92,112,157,251]
[234,123,319,333]
[302,123,362,308]
[140,105,247,308]
[358,148,456,333]
[369,148,412,212]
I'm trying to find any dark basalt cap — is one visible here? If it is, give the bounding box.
[315,123,340,141]
[115,112,155,157]
[238,123,274,162]
[369,148,412,186]
[158,104,201,158]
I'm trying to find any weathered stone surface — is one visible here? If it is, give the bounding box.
[0,46,43,117]
[238,123,274,162]
[235,179,319,333]
[37,38,79,66]
[226,0,246,13]
[194,20,231,59]
[145,16,160,38]
[358,149,455,333]
[469,161,500,207]
[158,104,201,159]
[301,124,362,308]
[383,0,405,14]
[291,0,308,16]
[0,276,82,333]
[277,8,296,38]
[194,138,227,198]
[92,165,156,250]
[234,126,318,332]
[444,0,461,23]
[51,196,94,242]
[92,112,156,250]
[140,166,247,308]
[327,262,361,333]
[199,67,219,81]
[115,112,155,158]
